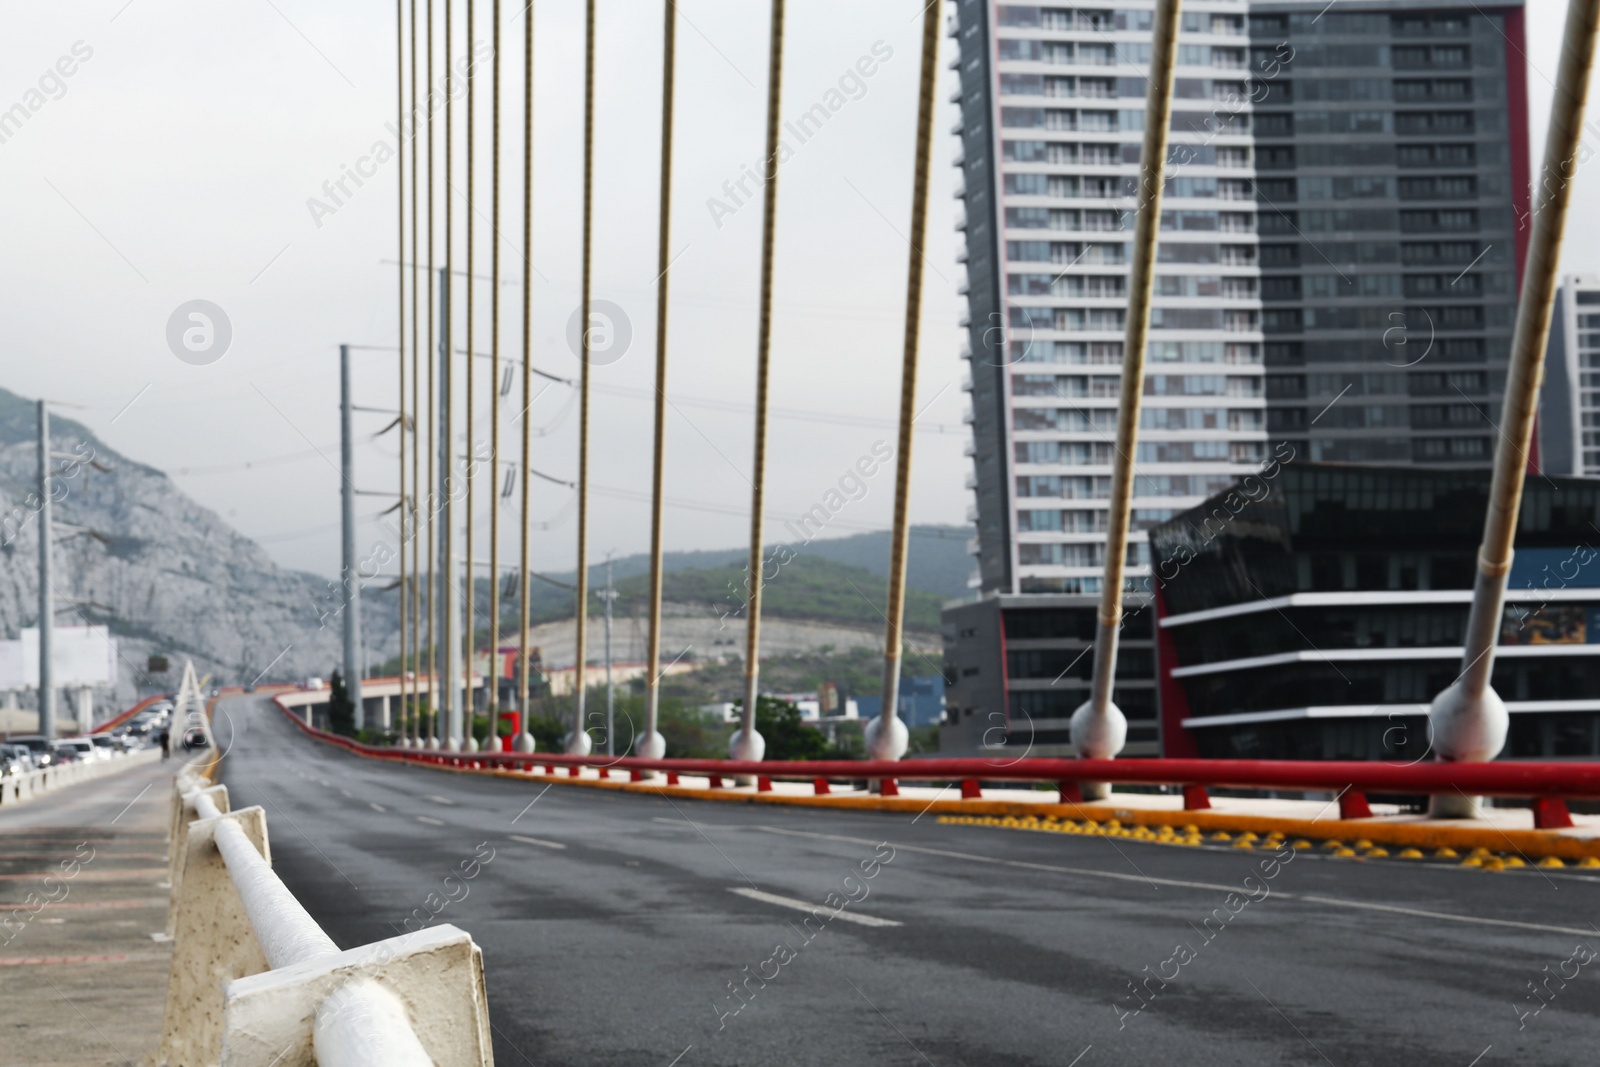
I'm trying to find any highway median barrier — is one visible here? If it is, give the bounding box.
[0,744,161,809]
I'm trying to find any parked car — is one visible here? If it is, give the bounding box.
[0,747,27,777]
[88,735,120,758]
[48,741,81,764]
[182,728,210,750]
[2,744,36,773]
[300,677,325,692]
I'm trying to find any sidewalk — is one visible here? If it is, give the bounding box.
[0,753,179,1067]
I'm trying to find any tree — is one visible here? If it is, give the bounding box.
[748,696,828,761]
[328,670,356,737]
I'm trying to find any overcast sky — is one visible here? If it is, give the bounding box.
[0,1,1592,581]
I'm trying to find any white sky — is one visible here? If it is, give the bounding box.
[0,1,1591,580]
[0,0,969,580]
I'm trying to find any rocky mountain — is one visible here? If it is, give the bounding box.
[0,386,395,706]
[0,384,970,709]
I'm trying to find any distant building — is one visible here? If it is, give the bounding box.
[1149,463,1600,760]
[940,594,1158,756]
[856,676,948,729]
[952,0,1530,597]
[1538,275,1600,478]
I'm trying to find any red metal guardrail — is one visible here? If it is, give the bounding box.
[270,695,1599,830]
[90,693,167,735]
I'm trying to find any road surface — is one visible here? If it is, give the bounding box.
[217,695,1600,1067]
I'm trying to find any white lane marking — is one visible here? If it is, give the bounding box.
[1297,895,1600,938]
[423,795,456,806]
[759,827,1600,939]
[369,803,387,813]
[509,834,566,850]
[728,886,903,928]
[416,815,446,826]
[759,827,1241,894]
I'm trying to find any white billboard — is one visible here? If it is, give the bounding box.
[0,627,118,688]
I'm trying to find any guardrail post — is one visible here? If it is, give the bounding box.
[1339,790,1373,820]
[1532,796,1575,829]
[1057,781,1082,804]
[1182,785,1210,811]
[169,782,230,932]
[159,806,272,1066]
[221,924,492,1066]
[960,778,981,800]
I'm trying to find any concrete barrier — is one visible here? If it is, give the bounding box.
[0,746,161,810]
[158,767,492,1066]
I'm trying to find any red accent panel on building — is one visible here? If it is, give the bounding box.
[1154,583,1199,758]
[997,605,1013,731]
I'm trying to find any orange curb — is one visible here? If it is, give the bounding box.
[310,742,1600,861]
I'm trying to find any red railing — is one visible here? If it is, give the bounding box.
[90,693,167,735]
[272,696,1598,829]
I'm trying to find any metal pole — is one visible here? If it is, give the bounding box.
[463,0,478,752]
[868,0,942,765]
[487,0,503,752]
[639,0,676,765]
[341,345,365,729]
[409,0,422,748]
[442,0,461,752]
[36,401,55,740]
[1070,0,1182,798]
[569,0,596,757]
[395,0,409,746]
[733,0,786,769]
[440,263,460,750]
[424,0,438,748]
[601,556,611,755]
[1428,0,1600,815]
[512,0,537,754]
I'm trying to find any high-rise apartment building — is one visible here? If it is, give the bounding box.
[952,0,1529,596]
[1537,275,1600,478]
[1250,2,1528,467]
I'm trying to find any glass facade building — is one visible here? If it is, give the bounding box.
[1149,464,1600,760]
[1250,2,1529,468]
[952,0,1528,597]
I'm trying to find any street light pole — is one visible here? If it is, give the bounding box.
[340,344,365,729]
[36,401,55,741]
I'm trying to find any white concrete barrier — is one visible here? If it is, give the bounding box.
[159,769,493,1066]
[0,746,161,809]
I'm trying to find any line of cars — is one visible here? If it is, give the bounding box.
[0,699,174,778]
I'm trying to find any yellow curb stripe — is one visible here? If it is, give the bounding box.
[296,735,1600,861]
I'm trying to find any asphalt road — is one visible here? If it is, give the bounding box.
[216,695,1600,1067]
